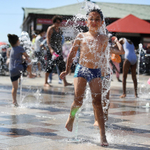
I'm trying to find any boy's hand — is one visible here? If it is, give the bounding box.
[60,71,68,79]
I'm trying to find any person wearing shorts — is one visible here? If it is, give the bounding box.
[8,34,35,107]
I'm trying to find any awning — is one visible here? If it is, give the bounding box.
[107,14,150,34]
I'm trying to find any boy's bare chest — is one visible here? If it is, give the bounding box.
[81,38,103,51]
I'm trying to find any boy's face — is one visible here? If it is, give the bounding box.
[87,11,104,31]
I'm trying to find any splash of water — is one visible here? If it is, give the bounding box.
[20,88,42,107]
[67,0,112,121]
[19,31,33,59]
[18,31,42,107]
[139,83,150,99]
[19,31,37,67]
[137,43,143,83]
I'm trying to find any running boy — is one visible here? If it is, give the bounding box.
[60,8,108,146]
[60,9,124,146]
[8,34,35,106]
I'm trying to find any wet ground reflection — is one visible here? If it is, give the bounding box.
[0,85,150,149]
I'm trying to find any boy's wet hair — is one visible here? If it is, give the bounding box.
[7,34,19,46]
[86,8,104,21]
[52,15,62,23]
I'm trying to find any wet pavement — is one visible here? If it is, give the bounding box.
[0,72,150,150]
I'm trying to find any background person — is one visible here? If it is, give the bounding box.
[44,15,71,87]
[119,38,138,98]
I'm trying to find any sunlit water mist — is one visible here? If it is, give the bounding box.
[18,76,42,108]
[19,31,34,60]
[19,31,38,73]
[137,43,150,100]
[20,0,112,144]
[17,31,42,108]
[72,2,111,110]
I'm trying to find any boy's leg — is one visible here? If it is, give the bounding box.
[120,59,130,98]
[12,80,18,104]
[94,89,110,126]
[89,78,108,146]
[65,77,87,131]
[131,63,138,97]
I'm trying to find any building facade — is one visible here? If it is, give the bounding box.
[22,1,150,47]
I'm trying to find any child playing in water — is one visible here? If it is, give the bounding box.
[60,9,124,146]
[8,34,35,106]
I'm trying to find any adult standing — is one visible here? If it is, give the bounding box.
[119,38,138,98]
[44,15,71,87]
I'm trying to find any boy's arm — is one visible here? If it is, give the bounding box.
[60,34,81,79]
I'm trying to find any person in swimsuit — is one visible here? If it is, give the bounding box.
[119,38,138,98]
[60,9,124,147]
[44,15,71,87]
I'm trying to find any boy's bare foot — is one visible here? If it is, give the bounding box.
[65,115,75,132]
[101,141,109,147]
[44,83,51,87]
[12,102,19,107]
[64,82,72,87]
[101,136,108,147]
[135,94,138,98]
[93,121,98,126]
[120,94,126,98]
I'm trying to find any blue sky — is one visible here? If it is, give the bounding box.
[0,0,150,42]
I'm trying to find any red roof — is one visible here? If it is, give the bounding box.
[107,14,150,34]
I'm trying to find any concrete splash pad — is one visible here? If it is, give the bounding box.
[0,74,150,149]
